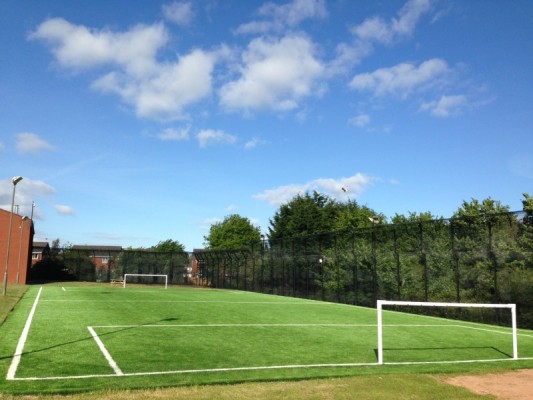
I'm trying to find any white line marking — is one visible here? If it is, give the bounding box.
[91,323,376,328]
[39,300,324,304]
[10,357,533,381]
[6,287,43,380]
[87,327,123,376]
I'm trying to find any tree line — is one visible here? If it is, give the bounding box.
[197,193,533,327]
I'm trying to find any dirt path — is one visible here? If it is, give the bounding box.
[444,369,533,400]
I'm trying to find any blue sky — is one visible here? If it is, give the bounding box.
[1,0,532,251]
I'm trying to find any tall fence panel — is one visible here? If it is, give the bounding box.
[193,211,533,328]
[29,249,192,285]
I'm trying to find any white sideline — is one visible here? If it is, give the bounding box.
[6,287,43,380]
[87,327,123,376]
[10,356,533,381]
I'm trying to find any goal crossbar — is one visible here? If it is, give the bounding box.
[123,274,168,289]
[377,300,517,365]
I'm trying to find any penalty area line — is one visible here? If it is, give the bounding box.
[88,327,123,376]
[6,287,43,380]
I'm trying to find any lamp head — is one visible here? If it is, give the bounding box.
[12,176,23,185]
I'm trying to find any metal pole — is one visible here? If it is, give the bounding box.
[3,176,23,296]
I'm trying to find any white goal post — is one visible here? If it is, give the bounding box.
[123,274,168,289]
[376,300,517,365]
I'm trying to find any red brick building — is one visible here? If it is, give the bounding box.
[0,209,34,284]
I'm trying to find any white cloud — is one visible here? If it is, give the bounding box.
[196,129,237,148]
[157,127,190,141]
[16,133,54,154]
[0,178,55,218]
[234,0,327,35]
[254,173,373,206]
[162,2,194,26]
[55,204,74,216]
[30,18,216,120]
[30,18,166,76]
[352,0,432,44]
[419,94,467,117]
[219,35,324,112]
[350,58,450,98]
[92,49,215,120]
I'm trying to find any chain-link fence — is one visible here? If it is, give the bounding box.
[194,211,533,328]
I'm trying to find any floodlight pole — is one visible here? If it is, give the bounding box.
[2,176,23,296]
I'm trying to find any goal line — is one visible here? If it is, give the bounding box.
[376,300,518,365]
[123,274,168,289]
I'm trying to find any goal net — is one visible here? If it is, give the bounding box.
[376,300,517,365]
[123,274,168,289]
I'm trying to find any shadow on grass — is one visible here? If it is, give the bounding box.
[0,316,181,361]
[373,346,512,361]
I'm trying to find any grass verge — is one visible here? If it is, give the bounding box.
[0,284,27,325]
[0,374,488,400]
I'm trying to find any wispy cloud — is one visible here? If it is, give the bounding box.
[351,0,432,45]
[244,138,264,150]
[350,58,450,98]
[350,113,371,128]
[328,0,433,80]
[16,133,54,154]
[55,204,74,216]
[234,0,327,35]
[162,2,194,26]
[157,126,190,141]
[254,173,373,206]
[419,94,467,117]
[196,129,237,148]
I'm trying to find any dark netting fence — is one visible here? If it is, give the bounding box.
[194,211,533,328]
[29,249,192,286]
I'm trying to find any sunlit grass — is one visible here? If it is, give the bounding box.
[1,284,532,396]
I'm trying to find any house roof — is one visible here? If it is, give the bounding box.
[72,245,123,251]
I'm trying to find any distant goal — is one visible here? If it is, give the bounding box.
[123,274,168,289]
[377,300,518,365]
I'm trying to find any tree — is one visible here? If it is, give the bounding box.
[333,200,384,231]
[452,197,512,303]
[453,197,510,218]
[151,239,185,252]
[27,239,74,281]
[204,214,261,250]
[268,191,339,240]
[522,192,533,223]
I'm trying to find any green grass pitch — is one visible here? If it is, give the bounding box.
[1,284,533,394]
